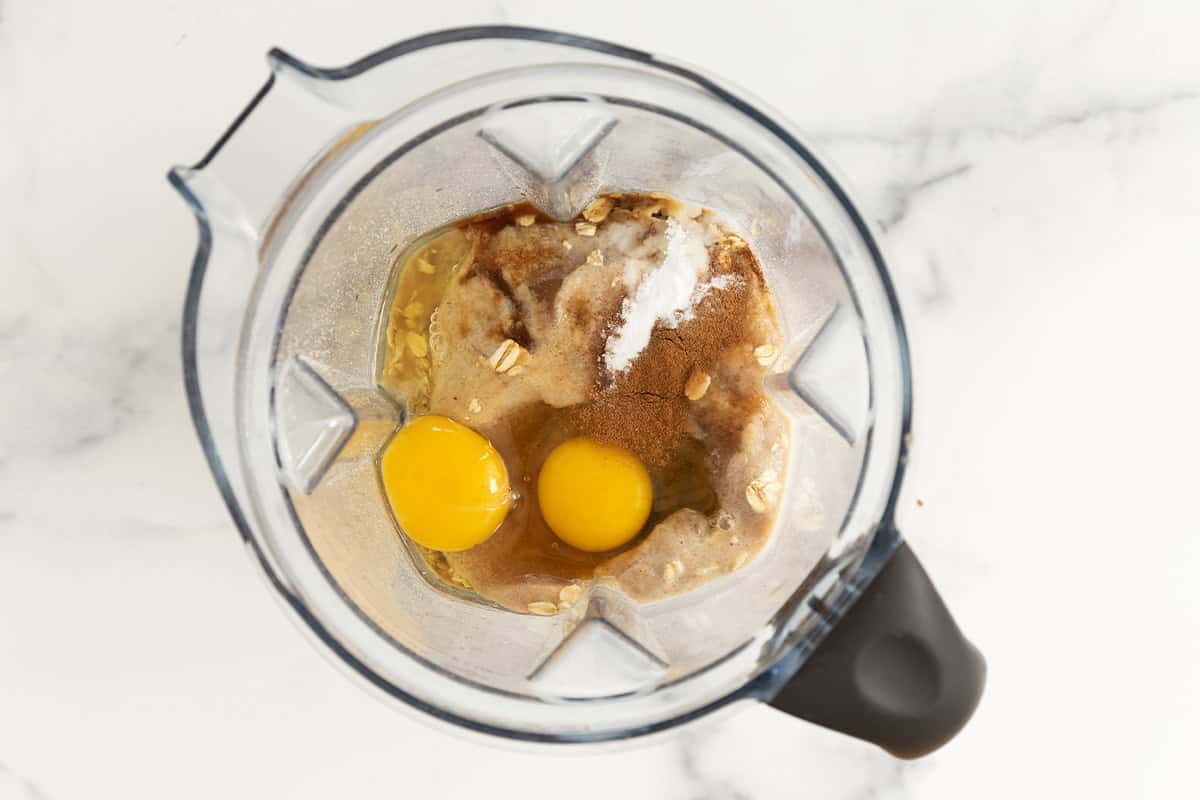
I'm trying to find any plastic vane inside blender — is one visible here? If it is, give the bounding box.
[789,304,871,445]
[478,95,618,221]
[273,357,357,494]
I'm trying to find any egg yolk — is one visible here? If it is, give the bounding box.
[537,437,653,553]
[380,415,511,552]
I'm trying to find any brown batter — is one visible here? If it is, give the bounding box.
[380,194,789,613]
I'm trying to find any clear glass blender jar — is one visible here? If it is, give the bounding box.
[170,26,984,756]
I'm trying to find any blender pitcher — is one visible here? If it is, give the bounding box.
[170,27,985,757]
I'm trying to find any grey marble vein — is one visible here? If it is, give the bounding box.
[1060,0,1119,53]
[843,760,924,800]
[0,313,29,342]
[0,315,179,460]
[814,88,1200,149]
[914,255,950,312]
[674,732,753,800]
[879,164,974,231]
[1017,89,1200,140]
[0,760,49,800]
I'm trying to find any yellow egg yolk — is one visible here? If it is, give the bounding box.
[380,415,511,552]
[537,437,653,553]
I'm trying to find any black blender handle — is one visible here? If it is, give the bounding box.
[769,542,986,758]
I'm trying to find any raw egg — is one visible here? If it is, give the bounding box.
[380,415,511,551]
[537,437,652,552]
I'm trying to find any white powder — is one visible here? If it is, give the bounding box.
[603,218,734,373]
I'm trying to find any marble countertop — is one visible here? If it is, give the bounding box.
[3,1,1198,798]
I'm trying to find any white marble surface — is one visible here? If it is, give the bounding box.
[3,1,1199,797]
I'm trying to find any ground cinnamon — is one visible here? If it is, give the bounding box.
[571,233,766,469]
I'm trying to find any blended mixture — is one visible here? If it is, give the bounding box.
[379,193,788,614]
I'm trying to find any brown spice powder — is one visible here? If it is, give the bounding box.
[571,234,766,469]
